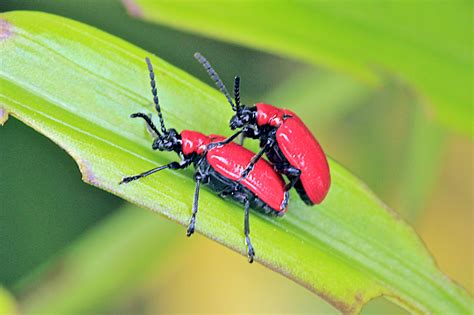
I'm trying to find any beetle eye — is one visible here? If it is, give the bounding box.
[152,138,161,150]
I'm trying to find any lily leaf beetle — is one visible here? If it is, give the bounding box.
[194,53,331,205]
[120,57,290,262]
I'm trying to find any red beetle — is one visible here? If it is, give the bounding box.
[120,58,289,262]
[195,52,330,205]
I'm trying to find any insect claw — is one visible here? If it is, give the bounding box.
[186,222,195,237]
[246,236,255,263]
[241,167,252,178]
[247,251,254,263]
[119,177,131,185]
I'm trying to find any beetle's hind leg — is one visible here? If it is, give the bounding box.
[274,165,313,205]
[279,166,302,192]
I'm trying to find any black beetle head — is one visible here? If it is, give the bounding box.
[152,128,181,152]
[230,106,256,130]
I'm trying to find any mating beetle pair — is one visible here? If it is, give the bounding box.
[120,55,330,263]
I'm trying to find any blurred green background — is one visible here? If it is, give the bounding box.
[0,1,472,314]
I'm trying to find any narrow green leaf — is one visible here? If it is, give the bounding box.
[17,204,183,314]
[0,11,471,314]
[397,102,446,222]
[124,0,472,136]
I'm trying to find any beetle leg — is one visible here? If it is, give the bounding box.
[240,138,274,179]
[186,174,203,237]
[244,198,255,263]
[232,193,255,263]
[206,130,243,150]
[279,166,302,191]
[120,159,190,184]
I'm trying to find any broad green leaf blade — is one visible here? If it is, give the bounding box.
[124,0,472,137]
[0,11,471,314]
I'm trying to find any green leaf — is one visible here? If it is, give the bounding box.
[262,69,372,128]
[397,102,446,222]
[0,11,471,314]
[17,204,183,314]
[124,0,472,137]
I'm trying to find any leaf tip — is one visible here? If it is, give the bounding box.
[0,107,9,125]
[122,0,144,18]
[0,18,12,42]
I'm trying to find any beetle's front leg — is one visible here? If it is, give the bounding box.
[240,137,275,179]
[119,158,191,184]
[206,129,243,150]
[186,174,202,237]
[186,168,211,236]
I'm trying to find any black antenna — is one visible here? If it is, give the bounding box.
[194,52,236,111]
[234,76,241,109]
[145,57,167,134]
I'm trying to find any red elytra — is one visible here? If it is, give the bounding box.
[181,131,288,212]
[256,103,331,204]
